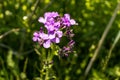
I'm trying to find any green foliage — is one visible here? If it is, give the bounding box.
[0,0,120,80]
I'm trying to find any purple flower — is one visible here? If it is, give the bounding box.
[38,12,60,31]
[39,32,52,48]
[62,14,76,27]
[48,30,63,43]
[32,28,51,48]
[38,12,59,23]
[51,30,63,43]
[32,27,44,42]
[41,30,63,48]
[32,32,40,42]
[43,39,51,48]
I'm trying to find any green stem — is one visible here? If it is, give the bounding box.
[45,66,49,80]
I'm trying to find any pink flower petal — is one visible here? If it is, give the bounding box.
[70,19,76,25]
[32,37,37,41]
[64,14,70,20]
[43,40,51,48]
[38,17,46,23]
[56,31,63,38]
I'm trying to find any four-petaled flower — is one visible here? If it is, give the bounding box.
[62,14,76,27]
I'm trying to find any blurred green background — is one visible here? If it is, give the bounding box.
[0,0,120,80]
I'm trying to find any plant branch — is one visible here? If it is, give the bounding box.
[102,30,120,70]
[0,28,20,40]
[84,2,120,77]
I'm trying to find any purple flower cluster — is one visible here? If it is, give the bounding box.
[33,12,77,49]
